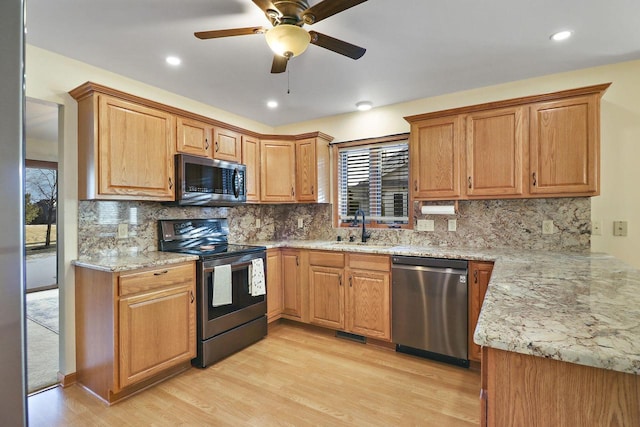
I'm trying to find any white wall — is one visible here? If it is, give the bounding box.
[276,60,640,269]
[25,45,640,376]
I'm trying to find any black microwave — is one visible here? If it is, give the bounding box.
[174,154,246,206]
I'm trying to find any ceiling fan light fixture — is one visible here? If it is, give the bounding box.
[356,101,373,111]
[265,24,311,58]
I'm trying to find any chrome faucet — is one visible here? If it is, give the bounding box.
[353,209,372,243]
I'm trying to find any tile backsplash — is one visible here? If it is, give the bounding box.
[78,197,590,257]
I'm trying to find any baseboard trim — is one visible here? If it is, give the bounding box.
[57,371,77,388]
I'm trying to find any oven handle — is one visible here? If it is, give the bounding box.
[233,168,240,198]
[204,259,255,273]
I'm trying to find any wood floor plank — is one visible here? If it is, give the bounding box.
[28,322,480,426]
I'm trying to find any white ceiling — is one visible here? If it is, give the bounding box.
[25,0,640,127]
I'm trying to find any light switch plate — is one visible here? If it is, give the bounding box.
[416,219,435,231]
[613,221,628,236]
[448,219,457,232]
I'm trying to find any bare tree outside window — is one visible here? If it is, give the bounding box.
[26,166,57,248]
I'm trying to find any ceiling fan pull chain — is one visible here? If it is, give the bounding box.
[287,67,290,94]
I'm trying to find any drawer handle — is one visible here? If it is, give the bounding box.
[532,172,537,186]
[190,290,194,304]
[153,270,169,276]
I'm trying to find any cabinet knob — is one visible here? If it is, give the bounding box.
[532,172,537,186]
[468,176,472,189]
[349,275,353,287]
[311,185,314,195]
[205,138,210,150]
[296,256,299,266]
[474,270,478,284]
[215,141,219,152]
[414,180,418,192]
[168,177,173,190]
[153,270,169,276]
[190,290,194,303]
[339,274,342,286]
[291,186,294,197]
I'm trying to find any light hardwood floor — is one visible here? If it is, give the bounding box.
[28,322,480,426]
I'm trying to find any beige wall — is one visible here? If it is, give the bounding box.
[25,45,640,376]
[276,60,640,269]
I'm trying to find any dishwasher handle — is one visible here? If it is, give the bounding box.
[392,263,468,277]
[392,256,468,270]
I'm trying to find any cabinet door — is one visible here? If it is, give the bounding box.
[466,107,526,197]
[242,135,261,202]
[529,95,599,195]
[282,249,302,318]
[468,261,494,362]
[309,265,344,329]
[266,249,283,322]
[176,116,212,157]
[295,138,317,202]
[98,95,175,200]
[410,115,462,199]
[260,140,296,202]
[346,269,391,340]
[213,127,242,163]
[118,283,195,389]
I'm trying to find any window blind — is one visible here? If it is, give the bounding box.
[338,141,409,225]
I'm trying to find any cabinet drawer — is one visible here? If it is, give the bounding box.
[309,251,345,268]
[347,254,390,272]
[119,262,195,296]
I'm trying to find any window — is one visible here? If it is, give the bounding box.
[336,135,409,228]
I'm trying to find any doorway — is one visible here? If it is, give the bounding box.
[25,98,60,394]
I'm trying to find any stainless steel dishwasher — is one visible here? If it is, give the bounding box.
[392,256,469,367]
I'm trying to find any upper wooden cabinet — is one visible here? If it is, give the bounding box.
[529,95,599,195]
[72,88,176,201]
[410,115,463,199]
[260,139,297,202]
[405,83,610,201]
[176,116,212,157]
[466,107,526,197]
[213,127,242,163]
[296,134,332,203]
[242,135,261,202]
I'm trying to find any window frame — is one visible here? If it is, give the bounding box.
[331,133,411,230]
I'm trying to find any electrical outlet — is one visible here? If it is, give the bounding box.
[542,220,554,235]
[591,220,602,236]
[256,218,261,228]
[416,219,435,232]
[448,219,457,232]
[117,223,128,239]
[298,218,304,229]
[613,221,628,237]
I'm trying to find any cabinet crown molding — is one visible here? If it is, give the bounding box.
[404,83,611,123]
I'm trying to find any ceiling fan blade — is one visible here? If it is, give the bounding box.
[309,31,366,59]
[194,27,266,40]
[303,0,368,24]
[271,55,288,73]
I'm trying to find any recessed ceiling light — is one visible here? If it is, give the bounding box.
[356,101,373,111]
[166,56,181,66]
[550,30,573,41]
[267,100,278,109]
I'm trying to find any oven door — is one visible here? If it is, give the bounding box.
[198,252,266,340]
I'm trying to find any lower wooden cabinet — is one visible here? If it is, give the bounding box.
[468,261,494,362]
[282,249,303,319]
[75,261,196,404]
[266,248,283,322]
[308,251,391,341]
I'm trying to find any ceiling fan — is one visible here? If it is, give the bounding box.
[195,0,368,73]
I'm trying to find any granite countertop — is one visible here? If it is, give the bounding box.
[73,240,640,375]
[72,251,199,272]
[253,239,640,375]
